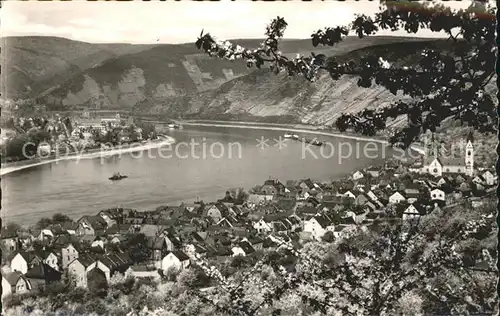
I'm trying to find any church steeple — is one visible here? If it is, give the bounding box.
[465,130,474,177]
[466,129,474,143]
[429,132,442,158]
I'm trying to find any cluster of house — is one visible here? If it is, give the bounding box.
[414,132,476,177]
[1,157,496,302]
[70,114,143,143]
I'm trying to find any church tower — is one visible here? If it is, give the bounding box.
[465,130,474,177]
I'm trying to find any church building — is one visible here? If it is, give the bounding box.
[420,131,474,177]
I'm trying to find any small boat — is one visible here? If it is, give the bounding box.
[303,138,324,146]
[311,140,324,146]
[109,172,128,181]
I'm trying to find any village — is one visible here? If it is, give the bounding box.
[2,111,157,162]
[1,131,497,303]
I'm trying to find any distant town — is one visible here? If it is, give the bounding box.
[1,109,160,164]
[2,131,496,303]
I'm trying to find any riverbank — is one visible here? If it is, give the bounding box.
[179,120,426,155]
[0,136,176,176]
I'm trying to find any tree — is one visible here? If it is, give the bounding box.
[184,197,497,316]
[249,185,262,194]
[27,129,50,145]
[21,119,33,131]
[177,267,211,289]
[51,213,72,224]
[4,135,34,159]
[135,120,156,140]
[87,268,108,298]
[229,187,249,203]
[194,7,498,312]
[124,233,152,263]
[231,255,250,268]
[321,231,335,243]
[5,118,15,129]
[35,217,53,230]
[164,266,180,282]
[62,116,73,133]
[2,223,21,236]
[195,2,496,149]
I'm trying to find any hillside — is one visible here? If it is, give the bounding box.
[6,35,490,130]
[1,36,157,99]
[186,39,497,127]
[33,36,432,115]
[2,36,325,100]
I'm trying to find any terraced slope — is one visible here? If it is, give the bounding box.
[187,39,497,128]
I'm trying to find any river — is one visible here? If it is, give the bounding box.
[2,125,404,226]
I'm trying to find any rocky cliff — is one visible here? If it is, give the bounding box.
[8,35,494,129]
[30,36,436,123]
[187,39,497,128]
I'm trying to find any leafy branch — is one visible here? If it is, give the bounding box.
[195,1,496,148]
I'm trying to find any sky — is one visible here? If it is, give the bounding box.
[1,1,477,44]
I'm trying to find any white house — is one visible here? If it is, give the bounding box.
[1,236,18,253]
[402,204,421,221]
[37,229,54,242]
[482,170,497,186]
[366,191,379,202]
[86,261,111,282]
[91,238,105,249]
[44,252,60,272]
[253,219,273,233]
[430,188,446,202]
[424,158,443,177]
[343,191,356,199]
[472,200,485,208]
[352,171,364,181]
[404,188,420,204]
[333,224,356,240]
[421,134,474,177]
[87,257,126,282]
[205,204,223,222]
[231,246,246,257]
[161,251,190,272]
[366,168,380,178]
[10,252,29,274]
[389,192,406,204]
[2,272,31,300]
[408,165,421,173]
[303,216,335,241]
[436,177,449,187]
[98,211,117,228]
[67,256,97,289]
[61,244,79,269]
[297,191,311,201]
[2,275,12,301]
[473,176,485,185]
[422,157,469,177]
[183,244,207,258]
